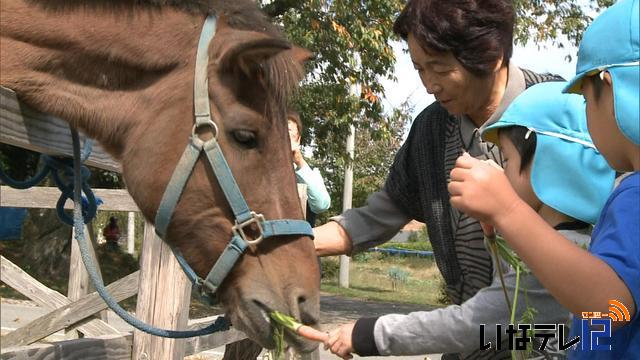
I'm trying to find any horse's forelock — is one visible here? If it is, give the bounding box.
[262,52,305,122]
[151,0,301,124]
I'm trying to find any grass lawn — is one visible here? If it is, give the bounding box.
[320,251,448,307]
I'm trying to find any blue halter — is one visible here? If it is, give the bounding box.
[154,15,314,304]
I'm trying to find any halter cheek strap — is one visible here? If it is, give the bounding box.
[154,15,314,304]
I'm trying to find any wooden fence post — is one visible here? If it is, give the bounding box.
[132,221,191,360]
[127,212,136,255]
[66,223,108,339]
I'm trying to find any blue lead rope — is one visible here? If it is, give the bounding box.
[0,141,98,226]
[69,128,231,338]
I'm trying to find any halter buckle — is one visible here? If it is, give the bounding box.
[232,211,265,245]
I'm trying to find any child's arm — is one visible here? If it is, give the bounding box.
[448,155,635,329]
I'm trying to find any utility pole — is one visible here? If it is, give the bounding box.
[339,53,361,289]
[339,124,355,288]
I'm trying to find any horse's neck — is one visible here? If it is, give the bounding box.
[0,0,202,156]
[2,1,200,71]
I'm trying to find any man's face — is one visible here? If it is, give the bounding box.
[407,33,494,117]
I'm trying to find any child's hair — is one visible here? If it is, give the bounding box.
[499,126,537,174]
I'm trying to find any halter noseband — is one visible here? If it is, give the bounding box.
[154,15,314,304]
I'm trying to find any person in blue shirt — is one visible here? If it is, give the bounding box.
[448,0,639,358]
[287,111,331,226]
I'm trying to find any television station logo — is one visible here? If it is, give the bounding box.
[480,299,630,352]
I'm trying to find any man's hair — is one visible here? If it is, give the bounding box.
[393,0,515,76]
[500,126,537,173]
[287,110,303,135]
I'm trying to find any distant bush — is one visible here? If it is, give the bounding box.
[387,266,409,290]
[320,257,340,280]
[378,241,432,252]
[352,252,374,262]
[407,232,419,243]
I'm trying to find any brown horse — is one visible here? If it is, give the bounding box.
[0,0,320,352]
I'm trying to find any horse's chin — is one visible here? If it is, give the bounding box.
[222,297,319,353]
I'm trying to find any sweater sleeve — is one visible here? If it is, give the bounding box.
[357,260,576,356]
[331,190,410,254]
[295,164,331,214]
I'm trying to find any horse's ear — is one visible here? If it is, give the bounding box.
[217,30,291,78]
[290,46,314,65]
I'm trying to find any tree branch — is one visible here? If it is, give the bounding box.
[261,0,304,18]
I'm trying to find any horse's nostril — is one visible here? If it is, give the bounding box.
[289,290,319,326]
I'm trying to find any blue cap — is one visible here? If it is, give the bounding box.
[483,82,616,224]
[563,0,640,145]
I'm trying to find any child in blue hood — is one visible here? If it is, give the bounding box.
[449,0,639,358]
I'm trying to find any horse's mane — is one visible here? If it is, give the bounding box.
[26,0,303,121]
[28,0,279,34]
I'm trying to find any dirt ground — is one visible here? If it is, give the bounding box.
[318,292,437,327]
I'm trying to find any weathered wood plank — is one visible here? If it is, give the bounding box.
[0,334,132,360]
[66,223,109,339]
[0,186,140,212]
[0,256,119,338]
[297,183,307,218]
[184,316,247,356]
[133,222,190,360]
[127,211,136,254]
[0,86,120,172]
[0,271,139,347]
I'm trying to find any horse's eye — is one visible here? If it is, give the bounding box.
[232,130,257,148]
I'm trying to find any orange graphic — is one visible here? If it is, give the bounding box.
[606,300,631,322]
[581,300,630,321]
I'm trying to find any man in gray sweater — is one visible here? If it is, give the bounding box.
[313,0,580,359]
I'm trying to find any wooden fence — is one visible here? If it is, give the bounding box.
[0,86,316,360]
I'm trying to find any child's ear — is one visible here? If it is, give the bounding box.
[601,71,614,87]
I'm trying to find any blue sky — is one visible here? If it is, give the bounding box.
[381,40,579,120]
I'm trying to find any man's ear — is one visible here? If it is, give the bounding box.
[493,54,505,72]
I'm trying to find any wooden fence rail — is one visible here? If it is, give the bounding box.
[0,256,119,338]
[1,260,138,348]
[0,86,119,172]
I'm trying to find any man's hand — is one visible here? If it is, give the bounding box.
[448,153,522,225]
[313,222,353,256]
[324,322,355,360]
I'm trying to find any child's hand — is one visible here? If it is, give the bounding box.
[324,322,355,359]
[448,153,522,225]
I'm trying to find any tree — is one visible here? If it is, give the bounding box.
[314,102,413,224]
[513,0,615,61]
[263,0,613,217]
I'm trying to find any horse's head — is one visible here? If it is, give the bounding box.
[125,19,321,351]
[0,1,319,351]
